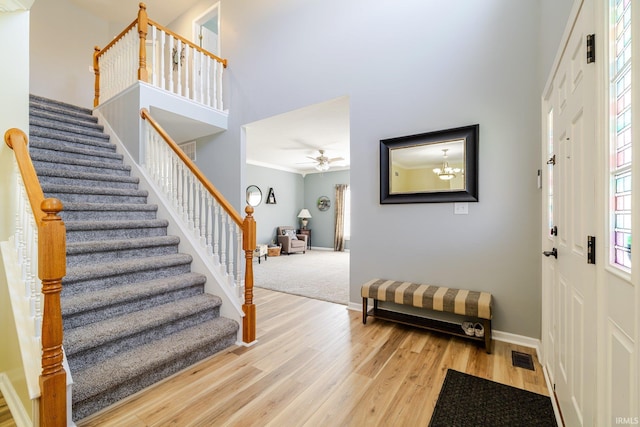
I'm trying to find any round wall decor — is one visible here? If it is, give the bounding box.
[317,196,331,211]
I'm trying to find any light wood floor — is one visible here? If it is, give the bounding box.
[79,288,550,427]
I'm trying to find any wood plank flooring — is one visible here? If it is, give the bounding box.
[0,391,17,427]
[78,288,550,426]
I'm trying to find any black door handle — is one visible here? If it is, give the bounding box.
[543,248,558,259]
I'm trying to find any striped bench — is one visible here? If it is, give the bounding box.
[361,279,493,353]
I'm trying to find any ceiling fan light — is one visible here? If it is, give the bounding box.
[315,162,330,171]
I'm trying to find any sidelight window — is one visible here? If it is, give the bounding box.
[611,0,632,269]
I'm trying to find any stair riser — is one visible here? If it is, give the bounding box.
[30,146,121,165]
[60,209,157,222]
[71,333,236,421]
[39,175,138,190]
[67,244,179,267]
[67,308,220,372]
[33,160,131,177]
[31,135,116,154]
[62,263,192,297]
[63,284,204,330]
[44,191,147,205]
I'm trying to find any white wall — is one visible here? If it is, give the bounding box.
[0,6,33,419]
[30,0,110,108]
[209,0,571,338]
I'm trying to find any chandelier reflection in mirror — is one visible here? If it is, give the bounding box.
[433,149,462,180]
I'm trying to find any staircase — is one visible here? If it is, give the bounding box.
[28,95,239,421]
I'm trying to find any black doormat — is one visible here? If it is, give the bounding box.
[512,350,535,370]
[429,369,557,427]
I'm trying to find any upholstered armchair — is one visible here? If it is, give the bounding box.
[277,226,308,255]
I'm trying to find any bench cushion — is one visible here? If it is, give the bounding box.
[361,279,492,320]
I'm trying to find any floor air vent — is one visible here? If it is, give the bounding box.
[511,351,535,371]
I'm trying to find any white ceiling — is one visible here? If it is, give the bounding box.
[69,0,200,26]
[69,1,351,175]
[245,97,350,175]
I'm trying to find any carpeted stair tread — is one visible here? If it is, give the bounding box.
[30,133,116,153]
[65,219,168,232]
[64,253,190,284]
[62,272,206,318]
[42,183,148,199]
[30,106,99,128]
[30,94,93,116]
[31,151,131,175]
[30,118,110,141]
[66,235,179,266]
[64,294,221,355]
[30,139,122,163]
[71,317,238,404]
[36,168,139,185]
[59,202,158,221]
[67,236,179,256]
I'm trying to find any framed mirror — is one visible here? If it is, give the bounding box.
[380,124,479,204]
[246,185,263,206]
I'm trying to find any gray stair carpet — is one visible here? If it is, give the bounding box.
[29,94,238,422]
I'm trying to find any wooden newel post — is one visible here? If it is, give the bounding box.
[137,2,148,82]
[93,46,100,107]
[38,198,66,427]
[242,206,256,343]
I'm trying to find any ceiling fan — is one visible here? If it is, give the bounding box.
[301,150,344,171]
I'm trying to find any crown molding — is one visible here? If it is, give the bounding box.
[0,0,34,12]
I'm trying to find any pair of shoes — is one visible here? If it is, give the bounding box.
[462,321,475,336]
[474,322,484,338]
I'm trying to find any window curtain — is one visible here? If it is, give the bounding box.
[334,184,348,251]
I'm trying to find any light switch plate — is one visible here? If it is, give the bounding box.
[454,202,468,215]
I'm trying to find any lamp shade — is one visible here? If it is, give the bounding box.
[297,209,312,219]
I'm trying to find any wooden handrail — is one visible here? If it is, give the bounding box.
[5,129,67,427]
[140,108,242,225]
[140,109,256,343]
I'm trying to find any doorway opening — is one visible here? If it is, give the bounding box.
[193,3,220,56]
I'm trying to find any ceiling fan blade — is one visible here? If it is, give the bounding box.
[306,156,320,161]
[328,157,345,162]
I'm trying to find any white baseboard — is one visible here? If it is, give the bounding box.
[0,373,32,427]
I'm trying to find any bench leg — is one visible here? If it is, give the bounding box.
[362,298,368,324]
[483,319,492,354]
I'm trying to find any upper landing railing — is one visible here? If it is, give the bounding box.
[93,3,227,110]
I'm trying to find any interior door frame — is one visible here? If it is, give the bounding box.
[193,2,221,55]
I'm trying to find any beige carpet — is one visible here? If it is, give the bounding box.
[253,249,349,305]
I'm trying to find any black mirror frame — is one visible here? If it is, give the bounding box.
[380,124,479,204]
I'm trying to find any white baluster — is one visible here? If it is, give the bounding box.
[235,222,243,294]
[200,186,207,247]
[205,58,211,107]
[212,60,218,110]
[159,30,166,90]
[176,39,182,96]
[206,196,213,255]
[213,202,220,264]
[226,214,234,284]
[218,60,224,111]
[219,209,227,269]
[184,45,191,100]
[193,180,201,238]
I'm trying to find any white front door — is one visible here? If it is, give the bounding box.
[541,0,597,425]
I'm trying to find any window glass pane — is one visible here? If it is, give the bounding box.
[611,0,632,270]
